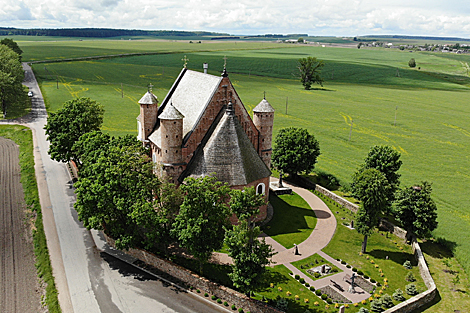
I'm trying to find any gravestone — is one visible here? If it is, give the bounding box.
[321,264,326,274]
[339,305,345,313]
[350,220,354,228]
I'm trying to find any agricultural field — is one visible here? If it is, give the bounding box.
[15,39,470,309]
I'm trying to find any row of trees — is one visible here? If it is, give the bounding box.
[0,38,25,117]
[44,98,275,295]
[351,145,438,252]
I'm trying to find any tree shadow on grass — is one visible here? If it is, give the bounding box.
[367,249,417,267]
[265,193,320,237]
[419,238,456,259]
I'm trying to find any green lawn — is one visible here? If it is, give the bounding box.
[264,193,317,249]
[291,254,341,281]
[18,41,470,305]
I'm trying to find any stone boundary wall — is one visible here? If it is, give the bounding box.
[104,234,282,313]
[312,183,437,313]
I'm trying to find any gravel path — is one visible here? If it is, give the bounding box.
[0,136,43,313]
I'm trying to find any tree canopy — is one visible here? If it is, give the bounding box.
[352,168,392,253]
[74,134,162,250]
[272,127,320,178]
[297,56,324,90]
[171,176,232,273]
[0,44,24,117]
[395,182,438,239]
[1,38,23,61]
[45,97,104,166]
[229,187,265,224]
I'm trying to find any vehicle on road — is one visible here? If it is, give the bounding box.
[28,91,33,97]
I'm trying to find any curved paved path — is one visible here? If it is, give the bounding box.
[213,177,337,265]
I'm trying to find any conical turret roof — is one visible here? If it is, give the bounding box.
[139,91,158,105]
[158,102,184,120]
[182,107,271,185]
[253,98,275,113]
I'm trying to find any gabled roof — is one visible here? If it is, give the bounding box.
[181,105,271,186]
[253,98,275,113]
[149,69,222,147]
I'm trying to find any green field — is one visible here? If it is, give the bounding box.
[16,40,470,296]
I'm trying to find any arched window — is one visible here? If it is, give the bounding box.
[256,183,266,195]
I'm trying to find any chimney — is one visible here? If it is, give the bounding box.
[203,62,208,74]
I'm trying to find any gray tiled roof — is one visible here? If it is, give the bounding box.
[253,98,275,113]
[148,69,222,147]
[158,102,184,120]
[139,91,158,105]
[182,108,271,186]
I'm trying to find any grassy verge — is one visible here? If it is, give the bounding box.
[264,192,317,249]
[0,125,61,313]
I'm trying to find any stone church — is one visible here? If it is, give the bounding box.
[137,64,274,221]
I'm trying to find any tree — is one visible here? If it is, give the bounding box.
[171,176,231,274]
[352,168,391,253]
[272,127,320,186]
[1,38,23,61]
[74,135,162,250]
[225,220,276,295]
[297,37,304,43]
[381,294,394,309]
[0,44,24,117]
[408,58,416,68]
[395,182,438,240]
[297,56,324,90]
[358,145,402,213]
[45,97,104,166]
[229,187,265,226]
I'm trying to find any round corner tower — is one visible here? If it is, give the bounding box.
[138,91,158,142]
[158,102,185,183]
[253,98,275,169]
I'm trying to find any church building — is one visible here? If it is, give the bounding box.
[137,63,274,221]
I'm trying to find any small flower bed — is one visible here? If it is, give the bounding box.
[318,286,352,303]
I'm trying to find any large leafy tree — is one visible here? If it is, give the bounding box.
[171,176,231,274]
[0,44,24,118]
[74,135,161,250]
[229,187,265,226]
[395,182,438,240]
[225,220,276,295]
[297,56,324,90]
[352,168,391,253]
[272,127,320,185]
[1,38,23,61]
[45,97,104,166]
[355,145,402,213]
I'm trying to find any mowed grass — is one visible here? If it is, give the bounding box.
[265,193,317,249]
[31,43,470,280]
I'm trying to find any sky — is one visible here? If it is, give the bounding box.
[1,0,470,38]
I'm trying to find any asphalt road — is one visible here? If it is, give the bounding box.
[8,64,227,313]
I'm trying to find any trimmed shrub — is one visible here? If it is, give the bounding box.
[321,294,328,300]
[314,272,321,278]
[370,278,376,283]
[392,289,405,301]
[377,282,382,287]
[310,286,315,291]
[403,260,412,269]
[381,294,394,309]
[364,275,369,279]
[211,295,217,300]
[295,274,300,280]
[405,272,416,282]
[341,260,346,265]
[370,299,383,312]
[299,278,305,284]
[327,298,333,304]
[406,284,418,296]
[238,308,244,313]
[358,270,364,275]
[217,299,222,304]
[346,264,351,268]
[315,290,322,296]
[224,301,229,306]
[358,308,370,313]
[352,267,358,272]
[231,304,236,310]
[196,289,201,293]
[305,283,310,287]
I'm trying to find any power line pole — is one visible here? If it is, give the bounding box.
[349,119,353,141]
[394,106,397,126]
[285,96,288,115]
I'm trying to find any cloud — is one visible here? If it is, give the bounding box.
[0,0,469,38]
